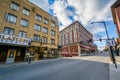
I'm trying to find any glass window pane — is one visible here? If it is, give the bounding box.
[23,8,30,16]
[18,31,22,37]
[4,28,9,34]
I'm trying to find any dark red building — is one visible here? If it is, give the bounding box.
[59,21,95,56]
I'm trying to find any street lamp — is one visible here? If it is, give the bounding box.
[91,21,117,68]
[91,21,109,39]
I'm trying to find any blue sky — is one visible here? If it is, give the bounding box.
[29,0,117,50]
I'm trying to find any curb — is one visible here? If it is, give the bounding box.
[0,57,60,68]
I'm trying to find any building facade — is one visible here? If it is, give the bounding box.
[0,0,59,63]
[59,21,94,56]
[111,0,120,37]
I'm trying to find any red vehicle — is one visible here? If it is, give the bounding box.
[64,53,72,57]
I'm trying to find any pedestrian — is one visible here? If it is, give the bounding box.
[28,56,31,63]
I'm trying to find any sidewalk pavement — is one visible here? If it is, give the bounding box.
[0,57,60,68]
[109,57,120,80]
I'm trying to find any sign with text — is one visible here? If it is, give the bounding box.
[106,39,115,46]
[0,33,30,46]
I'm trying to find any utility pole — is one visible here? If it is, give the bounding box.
[91,21,117,68]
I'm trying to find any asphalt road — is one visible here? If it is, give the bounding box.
[0,55,109,80]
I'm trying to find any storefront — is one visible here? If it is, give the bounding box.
[0,33,31,63]
[80,44,91,55]
[0,45,27,63]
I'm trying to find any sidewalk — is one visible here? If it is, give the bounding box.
[109,57,120,80]
[0,57,60,68]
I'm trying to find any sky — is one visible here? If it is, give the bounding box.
[29,0,117,50]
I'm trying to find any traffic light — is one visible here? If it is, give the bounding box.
[89,39,93,42]
[99,38,102,42]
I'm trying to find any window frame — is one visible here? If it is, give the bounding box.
[51,22,55,27]
[44,18,48,24]
[20,19,28,27]
[34,24,41,31]
[23,8,30,16]
[10,2,20,11]
[42,27,48,34]
[34,34,40,42]
[18,31,27,38]
[51,30,55,36]
[35,14,42,22]
[42,37,47,43]
[51,39,55,44]
[6,13,17,24]
[3,27,14,35]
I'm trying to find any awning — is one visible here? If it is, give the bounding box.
[80,44,90,49]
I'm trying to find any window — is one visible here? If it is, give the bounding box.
[6,13,17,24]
[65,34,68,45]
[51,30,55,36]
[18,31,26,38]
[42,37,47,43]
[10,2,19,11]
[62,34,64,45]
[34,34,40,42]
[36,14,42,21]
[51,39,55,44]
[34,24,41,31]
[4,27,14,35]
[42,27,48,34]
[51,22,55,27]
[70,31,73,43]
[21,19,28,27]
[23,8,30,16]
[74,29,77,43]
[44,18,48,24]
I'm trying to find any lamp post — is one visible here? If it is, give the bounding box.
[91,21,109,39]
[91,21,117,68]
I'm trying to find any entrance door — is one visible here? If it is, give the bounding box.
[6,50,16,64]
[7,50,16,58]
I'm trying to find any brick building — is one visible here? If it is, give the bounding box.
[111,0,120,38]
[0,0,59,63]
[59,21,94,56]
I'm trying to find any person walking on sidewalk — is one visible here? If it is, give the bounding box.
[28,51,34,63]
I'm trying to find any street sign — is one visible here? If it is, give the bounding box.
[106,39,115,46]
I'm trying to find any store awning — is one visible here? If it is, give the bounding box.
[80,44,90,49]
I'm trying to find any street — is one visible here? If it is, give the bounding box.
[0,52,109,80]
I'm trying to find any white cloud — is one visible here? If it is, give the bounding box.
[51,0,115,29]
[51,0,72,30]
[29,0,50,12]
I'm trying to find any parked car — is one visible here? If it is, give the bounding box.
[64,53,72,57]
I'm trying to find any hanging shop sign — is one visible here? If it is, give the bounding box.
[0,33,31,46]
